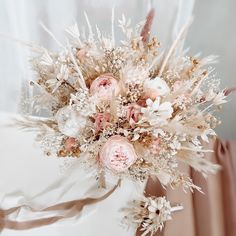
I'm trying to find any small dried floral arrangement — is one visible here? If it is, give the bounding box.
[15,9,228,235]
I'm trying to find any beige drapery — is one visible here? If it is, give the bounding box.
[138,139,236,236]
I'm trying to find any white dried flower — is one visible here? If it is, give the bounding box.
[55,106,86,137]
[70,89,97,116]
[143,77,170,99]
[141,98,173,126]
[122,196,183,236]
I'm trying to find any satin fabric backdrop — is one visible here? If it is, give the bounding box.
[0,1,195,236]
[140,139,236,236]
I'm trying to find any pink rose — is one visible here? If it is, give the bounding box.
[90,73,120,101]
[99,135,138,172]
[94,113,111,132]
[65,137,77,151]
[126,104,142,126]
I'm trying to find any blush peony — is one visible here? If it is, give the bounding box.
[90,73,120,101]
[99,135,138,172]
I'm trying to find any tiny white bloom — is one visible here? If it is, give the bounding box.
[141,98,173,126]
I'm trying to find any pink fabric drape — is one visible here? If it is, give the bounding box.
[137,139,236,236]
[215,139,236,236]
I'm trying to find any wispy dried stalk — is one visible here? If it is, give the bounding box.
[141,8,155,45]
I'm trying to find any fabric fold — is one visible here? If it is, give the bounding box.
[0,180,121,231]
[215,139,236,236]
[139,138,236,236]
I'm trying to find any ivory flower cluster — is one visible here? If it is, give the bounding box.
[18,13,227,186]
[122,196,183,236]
[17,12,228,234]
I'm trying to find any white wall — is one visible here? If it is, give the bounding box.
[186,0,236,139]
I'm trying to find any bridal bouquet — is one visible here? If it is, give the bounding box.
[11,9,228,235]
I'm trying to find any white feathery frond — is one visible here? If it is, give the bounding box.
[158,17,193,77]
[65,23,83,47]
[0,33,45,53]
[96,24,102,42]
[111,7,115,46]
[84,11,94,43]
[67,44,87,90]
[40,22,65,49]
[148,51,165,71]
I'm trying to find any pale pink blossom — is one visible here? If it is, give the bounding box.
[90,73,120,101]
[126,104,142,126]
[99,135,138,172]
[94,113,111,132]
[65,137,77,151]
